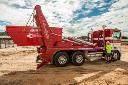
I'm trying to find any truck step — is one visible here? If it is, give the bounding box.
[89,56,102,61]
[85,52,103,61]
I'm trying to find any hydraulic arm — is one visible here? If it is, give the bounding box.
[34,5,50,46]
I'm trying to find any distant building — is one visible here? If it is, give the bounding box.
[0,32,7,36]
[0,32,15,48]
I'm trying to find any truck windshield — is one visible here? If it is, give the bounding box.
[113,32,121,39]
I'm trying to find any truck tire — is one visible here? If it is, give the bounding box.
[53,52,69,67]
[112,50,121,61]
[71,51,85,66]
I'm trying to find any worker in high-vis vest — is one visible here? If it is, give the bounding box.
[105,41,113,63]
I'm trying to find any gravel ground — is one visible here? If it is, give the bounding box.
[0,46,128,85]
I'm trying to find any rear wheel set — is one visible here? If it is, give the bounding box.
[53,51,85,67]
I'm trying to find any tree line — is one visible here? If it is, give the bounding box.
[0,32,7,36]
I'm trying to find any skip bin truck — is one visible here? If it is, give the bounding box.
[6,5,121,69]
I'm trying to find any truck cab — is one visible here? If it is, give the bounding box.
[91,28,121,60]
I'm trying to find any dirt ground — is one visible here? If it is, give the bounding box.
[0,46,128,85]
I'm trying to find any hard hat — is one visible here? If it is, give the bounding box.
[106,41,110,43]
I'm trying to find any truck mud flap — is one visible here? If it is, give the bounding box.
[37,58,49,69]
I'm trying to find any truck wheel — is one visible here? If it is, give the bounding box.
[54,52,69,67]
[71,51,85,66]
[112,50,121,61]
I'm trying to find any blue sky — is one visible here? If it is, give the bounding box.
[72,0,117,22]
[0,0,128,36]
[0,20,11,32]
[0,20,11,26]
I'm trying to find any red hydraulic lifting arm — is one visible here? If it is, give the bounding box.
[34,5,50,47]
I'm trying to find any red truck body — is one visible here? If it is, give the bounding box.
[6,5,121,69]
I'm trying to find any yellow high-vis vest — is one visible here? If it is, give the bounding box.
[105,44,112,53]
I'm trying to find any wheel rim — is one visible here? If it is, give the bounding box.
[76,55,83,63]
[58,55,67,64]
[113,52,118,60]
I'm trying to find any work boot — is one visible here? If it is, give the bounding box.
[106,60,110,64]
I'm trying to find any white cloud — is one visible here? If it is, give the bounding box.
[9,0,26,7]
[110,0,128,11]
[0,0,128,37]
[67,0,128,36]
[0,3,32,25]
[40,0,81,27]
